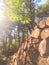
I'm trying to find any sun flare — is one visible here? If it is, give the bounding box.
[0,0,5,27]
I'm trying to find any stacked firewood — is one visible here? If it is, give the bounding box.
[7,17,49,65]
[30,17,49,57]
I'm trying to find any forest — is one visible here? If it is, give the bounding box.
[0,0,49,65]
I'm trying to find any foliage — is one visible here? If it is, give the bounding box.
[4,0,35,24]
[37,0,49,17]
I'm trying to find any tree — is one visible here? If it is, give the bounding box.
[4,0,36,30]
[37,0,49,17]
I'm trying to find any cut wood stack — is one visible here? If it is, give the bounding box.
[7,17,49,65]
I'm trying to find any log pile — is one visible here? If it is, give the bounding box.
[7,17,49,65]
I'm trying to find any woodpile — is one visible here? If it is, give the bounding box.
[7,17,49,65]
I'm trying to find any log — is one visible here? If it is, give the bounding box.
[47,57,49,64]
[38,40,47,56]
[39,21,46,28]
[32,38,39,44]
[41,28,49,39]
[33,27,40,38]
[30,26,40,38]
[32,38,39,49]
[46,17,49,26]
